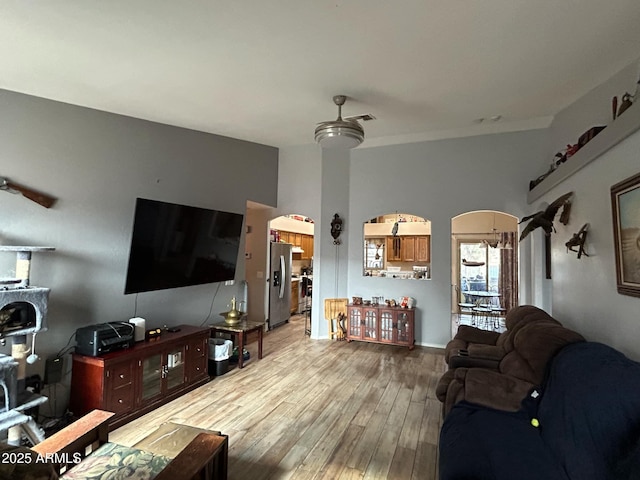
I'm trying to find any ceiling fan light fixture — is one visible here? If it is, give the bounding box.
[315,94,370,149]
[315,120,364,149]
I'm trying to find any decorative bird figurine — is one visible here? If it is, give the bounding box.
[565,223,589,259]
[519,192,573,241]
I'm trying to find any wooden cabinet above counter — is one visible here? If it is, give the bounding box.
[276,230,314,260]
[385,235,430,262]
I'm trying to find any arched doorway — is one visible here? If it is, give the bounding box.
[266,214,315,330]
[451,211,518,335]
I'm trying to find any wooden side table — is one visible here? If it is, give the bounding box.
[210,320,265,369]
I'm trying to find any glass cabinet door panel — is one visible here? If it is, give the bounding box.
[396,312,410,344]
[380,310,394,341]
[364,309,377,340]
[166,347,185,390]
[349,308,361,338]
[141,353,162,401]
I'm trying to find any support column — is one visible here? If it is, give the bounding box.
[313,148,351,339]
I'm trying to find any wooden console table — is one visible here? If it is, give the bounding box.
[210,320,264,369]
[346,304,415,349]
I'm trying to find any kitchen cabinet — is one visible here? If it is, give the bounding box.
[70,325,210,429]
[277,230,314,260]
[386,235,429,263]
[292,233,302,248]
[301,234,314,260]
[291,279,300,314]
[401,237,415,261]
[416,236,430,262]
[386,236,402,261]
[346,304,415,349]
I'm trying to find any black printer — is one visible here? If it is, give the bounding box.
[75,322,135,357]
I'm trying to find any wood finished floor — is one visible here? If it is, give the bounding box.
[110,316,448,480]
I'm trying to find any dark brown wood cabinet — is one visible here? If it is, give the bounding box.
[70,325,210,429]
[346,304,415,349]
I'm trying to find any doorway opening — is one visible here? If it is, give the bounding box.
[267,214,315,331]
[451,211,518,335]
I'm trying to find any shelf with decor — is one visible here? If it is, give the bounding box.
[527,101,640,204]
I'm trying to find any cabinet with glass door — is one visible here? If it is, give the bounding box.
[70,325,210,429]
[139,344,188,407]
[347,304,415,349]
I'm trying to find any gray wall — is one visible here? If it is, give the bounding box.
[273,59,640,357]
[0,89,278,380]
[279,130,548,345]
[532,59,640,361]
[348,131,548,347]
[3,53,639,421]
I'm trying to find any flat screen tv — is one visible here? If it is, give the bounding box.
[124,198,244,294]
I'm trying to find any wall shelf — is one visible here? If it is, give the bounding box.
[527,102,640,204]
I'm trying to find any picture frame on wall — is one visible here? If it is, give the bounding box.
[610,171,640,297]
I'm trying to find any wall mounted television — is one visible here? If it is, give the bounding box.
[124,198,244,294]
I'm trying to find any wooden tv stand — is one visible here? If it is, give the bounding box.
[70,324,210,429]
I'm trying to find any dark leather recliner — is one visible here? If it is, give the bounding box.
[437,305,584,415]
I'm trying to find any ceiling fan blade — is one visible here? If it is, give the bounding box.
[0,177,57,208]
[344,113,376,122]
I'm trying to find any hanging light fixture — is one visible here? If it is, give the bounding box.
[481,213,513,250]
[314,95,374,149]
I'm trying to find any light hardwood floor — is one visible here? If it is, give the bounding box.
[110,316,448,480]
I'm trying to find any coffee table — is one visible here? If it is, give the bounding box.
[210,320,264,369]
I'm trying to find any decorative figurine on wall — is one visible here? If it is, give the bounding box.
[519,192,574,241]
[565,223,590,259]
[330,213,343,245]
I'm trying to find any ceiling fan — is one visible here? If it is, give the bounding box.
[0,176,56,208]
[314,95,375,149]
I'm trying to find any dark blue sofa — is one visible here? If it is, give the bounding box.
[439,341,640,480]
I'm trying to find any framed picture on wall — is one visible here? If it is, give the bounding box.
[611,171,640,297]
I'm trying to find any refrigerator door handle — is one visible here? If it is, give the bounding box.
[279,255,286,299]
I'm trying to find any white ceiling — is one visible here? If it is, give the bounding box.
[2,1,640,149]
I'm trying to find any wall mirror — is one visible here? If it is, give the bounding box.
[363,213,431,279]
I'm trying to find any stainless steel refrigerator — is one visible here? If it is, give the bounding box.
[268,242,292,330]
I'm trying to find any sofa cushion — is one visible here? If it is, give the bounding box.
[439,401,571,480]
[500,321,584,385]
[538,342,640,480]
[61,442,171,480]
[444,325,500,363]
[497,305,560,351]
[453,367,536,412]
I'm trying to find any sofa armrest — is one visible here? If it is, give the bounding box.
[154,432,228,480]
[32,410,114,471]
[455,368,535,412]
[467,344,505,360]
